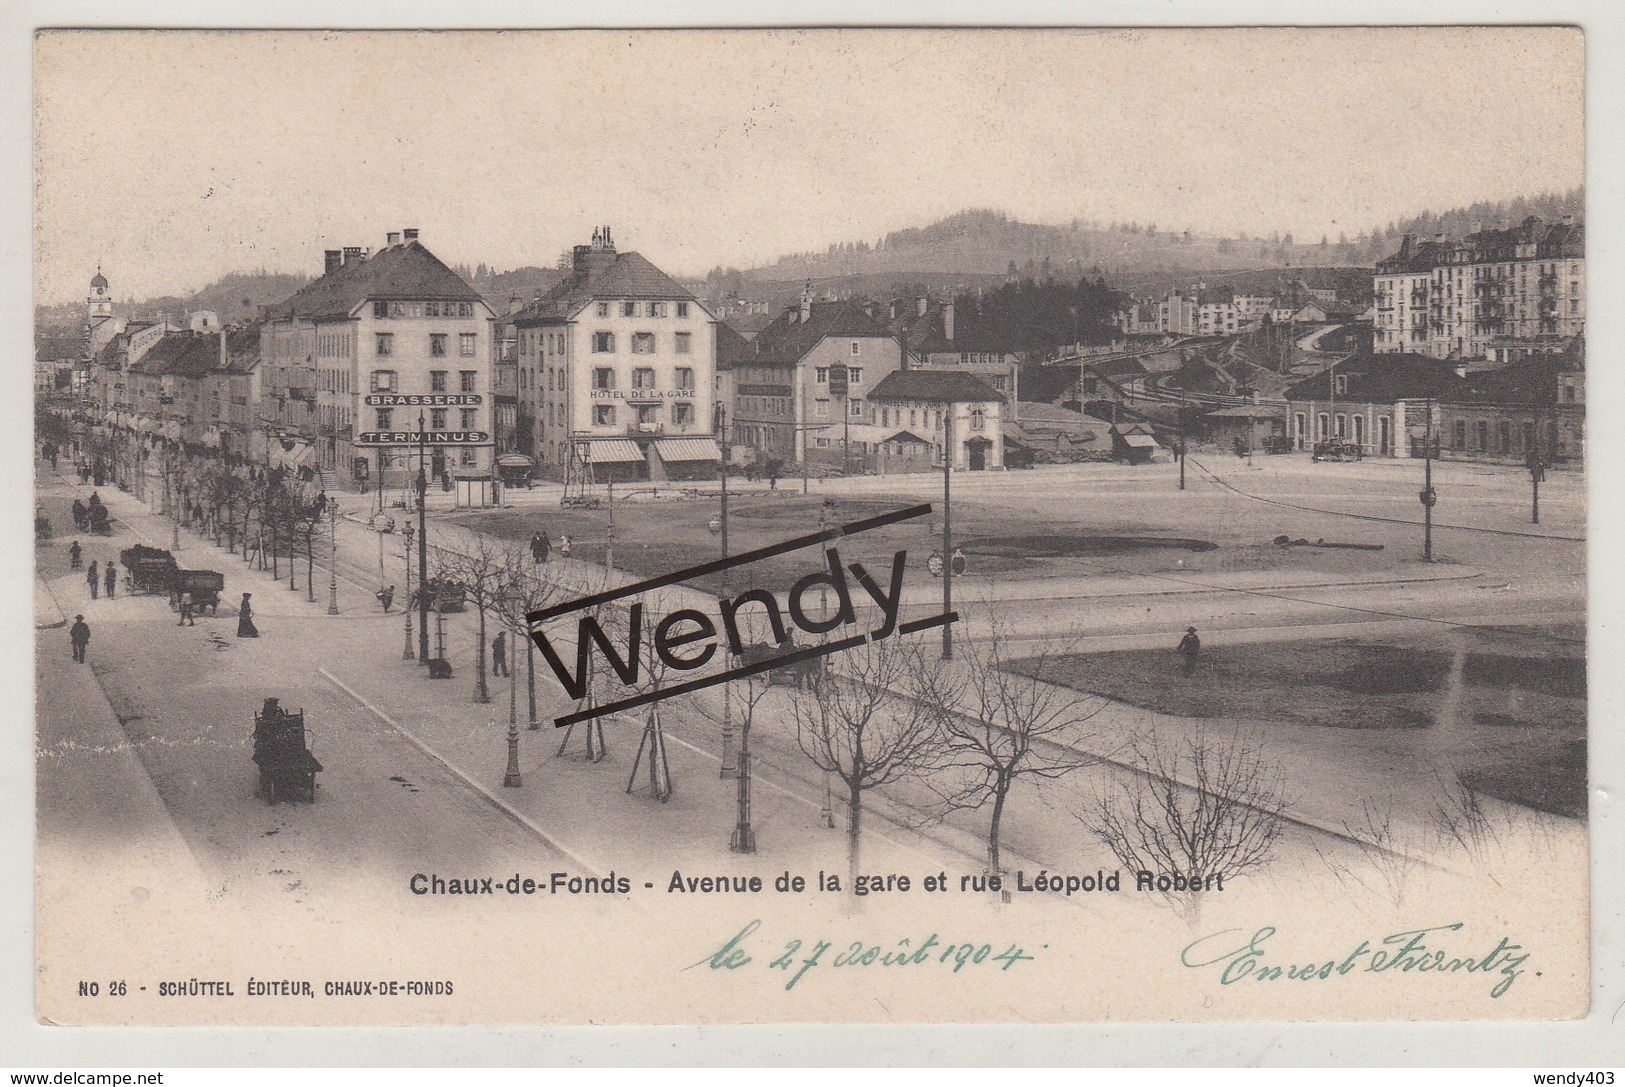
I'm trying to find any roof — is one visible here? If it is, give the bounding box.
[1284,352,1466,404]
[1377,216,1585,273]
[810,424,931,445]
[91,272,108,289]
[715,321,753,369]
[35,335,82,362]
[869,369,1005,404]
[1447,349,1582,406]
[745,300,899,366]
[905,302,1022,356]
[512,251,695,324]
[123,328,260,378]
[268,240,483,321]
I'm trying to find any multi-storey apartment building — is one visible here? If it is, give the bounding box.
[723,292,905,466]
[261,229,494,488]
[510,227,720,482]
[1373,216,1585,361]
[898,299,1022,419]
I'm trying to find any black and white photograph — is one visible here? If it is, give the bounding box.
[24,23,1600,1032]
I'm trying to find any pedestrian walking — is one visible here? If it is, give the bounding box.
[69,540,82,570]
[1178,626,1201,677]
[530,532,550,563]
[376,585,395,612]
[71,499,87,531]
[86,560,99,599]
[236,592,258,638]
[559,534,572,558]
[492,631,509,677]
[177,591,195,626]
[104,563,117,599]
[69,615,90,662]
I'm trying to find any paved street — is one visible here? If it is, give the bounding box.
[35,447,1585,924]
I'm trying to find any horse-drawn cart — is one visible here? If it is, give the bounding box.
[120,545,177,594]
[251,697,322,804]
[738,640,824,690]
[169,569,225,615]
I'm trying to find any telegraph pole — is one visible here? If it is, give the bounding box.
[941,403,954,661]
[1421,398,1435,563]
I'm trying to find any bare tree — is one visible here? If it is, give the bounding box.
[284,490,329,602]
[1315,798,1430,909]
[793,635,950,888]
[921,623,1107,880]
[683,608,781,852]
[431,535,515,703]
[1082,728,1287,921]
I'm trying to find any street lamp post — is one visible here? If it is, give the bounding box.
[417,412,430,665]
[1421,398,1435,563]
[818,498,836,829]
[326,495,340,615]
[715,405,737,779]
[502,592,523,788]
[403,521,416,660]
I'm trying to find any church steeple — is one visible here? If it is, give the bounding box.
[88,266,112,320]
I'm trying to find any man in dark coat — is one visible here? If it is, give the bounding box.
[530,532,550,563]
[104,563,117,599]
[1178,626,1201,677]
[69,540,82,569]
[69,615,90,662]
[492,631,508,677]
[86,560,99,599]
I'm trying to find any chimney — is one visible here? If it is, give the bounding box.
[799,281,812,324]
[943,300,955,342]
[863,301,874,319]
[324,250,342,275]
[917,296,928,318]
[402,228,419,242]
[386,232,401,246]
[219,326,228,370]
[343,246,363,265]
[573,226,618,277]
[889,299,900,321]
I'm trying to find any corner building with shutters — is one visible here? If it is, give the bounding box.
[261,228,494,488]
[509,227,721,483]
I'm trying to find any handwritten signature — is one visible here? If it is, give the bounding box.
[1181,923,1532,998]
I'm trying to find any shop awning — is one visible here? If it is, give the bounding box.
[496,453,534,468]
[577,439,644,464]
[653,437,722,462]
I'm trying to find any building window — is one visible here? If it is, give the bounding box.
[676,302,689,318]
[636,404,660,426]
[648,301,668,318]
[675,332,692,354]
[623,302,638,318]
[1335,414,1347,439]
[597,302,610,318]
[460,448,477,466]
[675,367,694,391]
[431,408,447,430]
[430,334,448,357]
[990,375,1006,391]
[375,408,393,430]
[816,367,829,384]
[1476,421,1489,452]
[1454,421,1467,450]
[370,369,397,392]
[431,371,448,392]
[460,333,477,357]
[850,342,860,356]
[673,402,694,426]
[593,368,615,390]
[814,399,830,418]
[376,333,393,356]
[1334,374,1349,395]
[461,408,477,430]
[632,368,656,390]
[848,367,863,386]
[631,332,656,354]
[850,399,863,418]
[1498,421,1510,451]
[593,404,616,426]
[593,332,615,353]
[969,407,985,432]
[460,370,476,392]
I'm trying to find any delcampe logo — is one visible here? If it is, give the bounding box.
[525,503,956,728]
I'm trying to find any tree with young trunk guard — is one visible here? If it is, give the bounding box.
[431,534,514,703]
[792,635,949,888]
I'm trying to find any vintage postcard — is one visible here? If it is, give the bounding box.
[30,26,1590,1027]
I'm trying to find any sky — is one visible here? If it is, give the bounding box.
[33,27,1584,307]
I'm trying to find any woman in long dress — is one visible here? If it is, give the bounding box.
[237,592,259,638]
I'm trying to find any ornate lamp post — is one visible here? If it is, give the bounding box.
[402,521,416,661]
[501,589,523,788]
[326,494,340,615]
[417,411,430,665]
[711,404,736,779]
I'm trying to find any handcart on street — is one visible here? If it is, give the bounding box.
[169,569,225,615]
[251,697,323,804]
[120,545,178,594]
